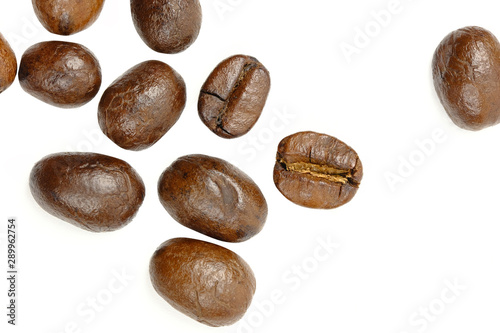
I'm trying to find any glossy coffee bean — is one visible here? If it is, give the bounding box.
[19,41,101,108]
[131,0,202,54]
[158,154,267,242]
[98,60,186,151]
[273,131,363,209]
[433,26,500,130]
[198,55,271,138]
[149,238,256,327]
[30,152,145,232]
[32,0,105,35]
[0,33,17,93]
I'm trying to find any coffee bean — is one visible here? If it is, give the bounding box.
[30,152,145,232]
[131,0,202,54]
[433,26,500,130]
[198,55,271,138]
[158,154,267,242]
[98,60,186,151]
[19,41,101,108]
[0,33,17,94]
[273,131,363,209]
[32,0,105,35]
[149,238,256,327]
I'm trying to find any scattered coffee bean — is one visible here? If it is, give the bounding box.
[149,237,256,327]
[433,26,500,130]
[19,41,101,108]
[198,55,271,138]
[98,60,186,151]
[131,0,202,54]
[32,0,105,35]
[273,131,363,209]
[158,154,267,242]
[30,152,145,232]
[0,33,17,94]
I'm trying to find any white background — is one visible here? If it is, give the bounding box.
[2,0,500,332]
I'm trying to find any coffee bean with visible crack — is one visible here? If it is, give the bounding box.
[149,238,256,327]
[273,131,363,209]
[198,55,271,139]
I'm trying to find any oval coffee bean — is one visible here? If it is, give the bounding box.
[273,131,363,209]
[33,0,105,35]
[30,152,145,232]
[131,0,202,54]
[150,238,256,327]
[198,55,271,138]
[158,154,267,242]
[0,33,17,93]
[19,41,101,108]
[98,60,186,151]
[433,26,500,130]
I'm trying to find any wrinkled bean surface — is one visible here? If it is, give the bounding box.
[158,154,267,242]
[98,60,186,151]
[0,33,16,94]
[30,152,145,232]
[433,26,500,130]
[131,0,202,54]
[19,41,101,108]
[150,238,256,327]
[33,0,105,35]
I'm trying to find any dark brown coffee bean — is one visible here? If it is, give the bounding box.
[0,33,17,94]
[158,154,267,242]
[198,55,271,138]
[98,60,186,151]
[149,238,256,327]
[433,26,500,130]
[30,152,145,232]
[33,0,105,35]
[19,41,101,108]
[131,0,202,54]
[273,131,363,209]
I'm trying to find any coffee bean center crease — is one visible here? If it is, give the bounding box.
[201,60,262,137]
[279,159,358,186]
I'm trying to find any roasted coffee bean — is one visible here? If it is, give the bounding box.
[158,154,267,242]
[433,26,500,131]
[98,60,186,151]
[131,0,202,54]
[19,41,101,108]
[30,152,145,232]
[149,238,256,327]
[0,33,17,94]
[198,55,271,138]
[32,0,105,35]
[273,131,363,209]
